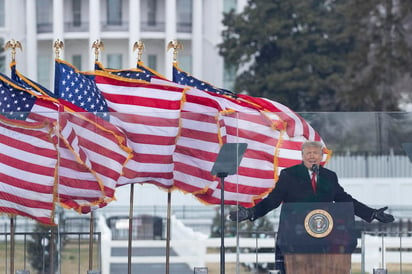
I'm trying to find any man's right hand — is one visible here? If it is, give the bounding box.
[229,206,254,222]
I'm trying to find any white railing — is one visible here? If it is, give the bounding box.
[360,232,412,273]
[327,154,412,178]
[99,214,412,274]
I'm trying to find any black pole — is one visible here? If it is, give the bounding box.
[128,184,134,274]
[166,191,172,274]
[210,143,248,274]
[219,175,226,274]
[10,217,15,274]
[89,211,94,271]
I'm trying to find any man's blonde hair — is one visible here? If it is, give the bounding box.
[301,141,323,152]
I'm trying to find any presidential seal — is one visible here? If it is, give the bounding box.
[304,209,333,238]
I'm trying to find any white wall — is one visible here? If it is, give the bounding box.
[340,177,412,208]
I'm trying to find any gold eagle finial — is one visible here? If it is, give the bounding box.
[133,40,145,62]
[4,39,23,62]
[92,40,105,62]
[167,40,183,64]
[53,39,64,59]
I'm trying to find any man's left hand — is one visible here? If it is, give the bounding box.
[373,206,395,223]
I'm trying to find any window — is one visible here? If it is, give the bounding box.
[223,0,237,13]
[72,55,82,70]
[147,0,157,26]
[177,0,192,32]
[72,0,82,27]
[0,38,5,73]
[107,54,122,69]
[37,55,51,88]
[147,54,157,71]
[0,0,5,27]
[107,0,122,26]
[223,62,236,91]
[36,0,52,32]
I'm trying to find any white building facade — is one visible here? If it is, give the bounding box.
[0,0,246,89]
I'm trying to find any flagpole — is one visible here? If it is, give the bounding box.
[166,191,172,274]
[165,40,182,274]
[5,41,20,274]
[10,216,15,274]
[219,177,225,274]
[90,39,104,273]
[50,226,55,274]
[6,40,20,274]
[89,211,94,271]
[128,183,134,274]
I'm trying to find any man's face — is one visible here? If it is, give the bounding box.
[302,146,323,169]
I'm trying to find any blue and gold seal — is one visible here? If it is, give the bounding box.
[304,209,333,238]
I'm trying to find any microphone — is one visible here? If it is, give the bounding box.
[311,164,319,174]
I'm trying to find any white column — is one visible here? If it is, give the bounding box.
[6,0,27,75]
[129,0,141,67]
[25,0,37,79]
[214,0,225,87]
[53,0,64,59]
[89,0,101,69]
[192,0,202,78]
[165,0,177,80]
[8,0,34,77]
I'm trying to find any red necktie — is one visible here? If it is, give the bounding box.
[311,171,317,194]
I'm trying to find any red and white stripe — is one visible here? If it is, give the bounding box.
[150,76,280,207]
[94,67,329,208]
[173,87,226,193]
[172,90,329,207]
[28,96,131,213]
[191,94,279,206]
[149,76,291,207]
[238,95,329,169]
[56,110,131,212]
[94,72,184,188]
[0,116,57,225]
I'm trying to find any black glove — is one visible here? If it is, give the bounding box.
[229,206,254,222]
[372,206,394,223]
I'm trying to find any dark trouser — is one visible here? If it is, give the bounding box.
[275,244,286,274]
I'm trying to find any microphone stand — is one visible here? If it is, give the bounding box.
[217,172,228,274]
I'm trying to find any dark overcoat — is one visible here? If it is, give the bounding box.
[252,163,374,222]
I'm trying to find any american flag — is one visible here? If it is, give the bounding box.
[168,66,278,206]
[191,94,282,206]
[55,60,109,120]
[171,65,330,206]
[95,61,152,82]
[55,107,132,213]
[57,60,186,189]
[137,61,166,79]
[0,73,57,225]
[93,70,185,188]
[13,64,132,213]
[236,94,331,168]
[86,61,329,207]
[95,63,206,192]
[172,87,227,194]
[11,64,56,98]
[113,63,278,206]
[173,64,235,96]
[114,63,228,195]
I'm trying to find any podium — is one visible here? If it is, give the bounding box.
[277,202,357,274]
